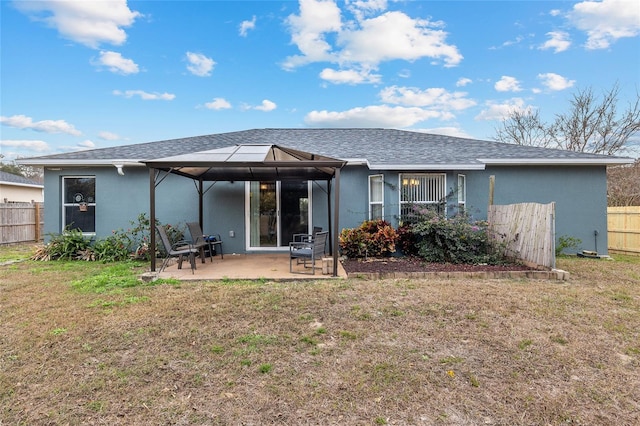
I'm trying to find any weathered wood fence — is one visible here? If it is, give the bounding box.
[488,202,556,269]
[0,202,44,244]
[607,206,640,255]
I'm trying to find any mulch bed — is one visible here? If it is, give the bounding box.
[341,256,535,274]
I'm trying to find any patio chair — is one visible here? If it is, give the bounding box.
[155,224,198,274]
[186,222,224,262]
[292,226,322,243]
[289,231,329,274]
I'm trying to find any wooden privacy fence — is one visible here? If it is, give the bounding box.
[608,206,640,255]
[488,202,556,269]
[0,202,44,245]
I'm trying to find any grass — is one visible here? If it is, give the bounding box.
[1,245,639,425]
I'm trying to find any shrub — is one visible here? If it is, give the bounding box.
[44,227,92,260]
[339,220,397,258]
[127,213,155,260]
[92,230,132,262]
[556,235,581,256]
[409,210,505,264]
[32,213,184,262]
[396,223,419,257]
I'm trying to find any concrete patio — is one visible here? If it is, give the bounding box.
[154,253,348,281]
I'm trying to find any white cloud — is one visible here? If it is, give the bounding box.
[113,90,175,100]
[346,0,388,21]
[494,76,522,92]
[456,78,472,87]
[283,1,462,74]
[397,69,411,78]
[77,140,95,149]
[186,52,215,77]
[253,100,277,112]
[283,0,343,68]
[0,114,82,136]
[539,31,571,53]
[94,51,139,74]
[305,105,450,128]
[204,98,232,110]
[0,139,50,152]
[14,0,141,48]
[568,0,640,49]
[490,35,525,50]
[537,73,575,91]
[337,11,462,67]
[319,67,381,84]
[239,15,257,37]
[98,131,120,141]
[379,86,476,110]
[475,98,531,121]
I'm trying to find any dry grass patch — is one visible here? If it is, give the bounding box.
[1,248,639,425]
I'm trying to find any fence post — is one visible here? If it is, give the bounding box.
[488,175,495,210]
[34,202,41,242]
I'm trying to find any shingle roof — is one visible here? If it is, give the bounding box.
[17,128,632,168]
[0,170,43,186]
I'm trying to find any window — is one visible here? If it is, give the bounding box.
[399,173,446,220]
[62,176,96,233]
[457,174,466,213]
[368,174,384,220]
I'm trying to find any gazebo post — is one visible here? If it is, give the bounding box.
[332,168,341,277]
[198,178,204,229]
[326,178,332,254]
[149,167,156,272]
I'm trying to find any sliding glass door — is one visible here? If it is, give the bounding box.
[247,180,309,249]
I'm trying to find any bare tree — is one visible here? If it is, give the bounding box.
[608,159,640,206]
[494,83,640,156]
[493,108,556,148]
[554,84,640,155]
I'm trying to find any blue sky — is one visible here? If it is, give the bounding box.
[1,0,639,162]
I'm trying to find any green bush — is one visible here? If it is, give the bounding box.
[339,220,397,258]
[92,230,132,262]
[556,235,581,256]
[32,213,184,262]
[45,227,92,260]
[408,209,506,264]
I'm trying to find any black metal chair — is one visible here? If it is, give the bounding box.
[292,226,322,244]
[186,222,224,262]
[155,224,198,274]
[289,231,328,274]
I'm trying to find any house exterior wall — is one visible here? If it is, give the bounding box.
[466,165,608,254]
[0,183,44,203]
[42,163,609,255]
[338,165,608,255]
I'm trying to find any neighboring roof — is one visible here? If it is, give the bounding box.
[17,128,634,169]
[144,144,346,181]
[0,170,43,188]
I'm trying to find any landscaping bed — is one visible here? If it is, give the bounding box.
[341,256,535,274]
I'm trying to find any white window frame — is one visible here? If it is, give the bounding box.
[457,174,466,212]
[399,173,447,218]
[368,174,384,220]
[62,176,96,234]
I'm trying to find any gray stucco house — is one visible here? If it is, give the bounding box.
[19,128,633,257]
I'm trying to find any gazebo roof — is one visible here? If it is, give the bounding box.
[142,144,346,181]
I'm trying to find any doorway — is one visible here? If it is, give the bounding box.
[247,180,310,249]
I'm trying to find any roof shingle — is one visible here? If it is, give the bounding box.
[18,128,631,167]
